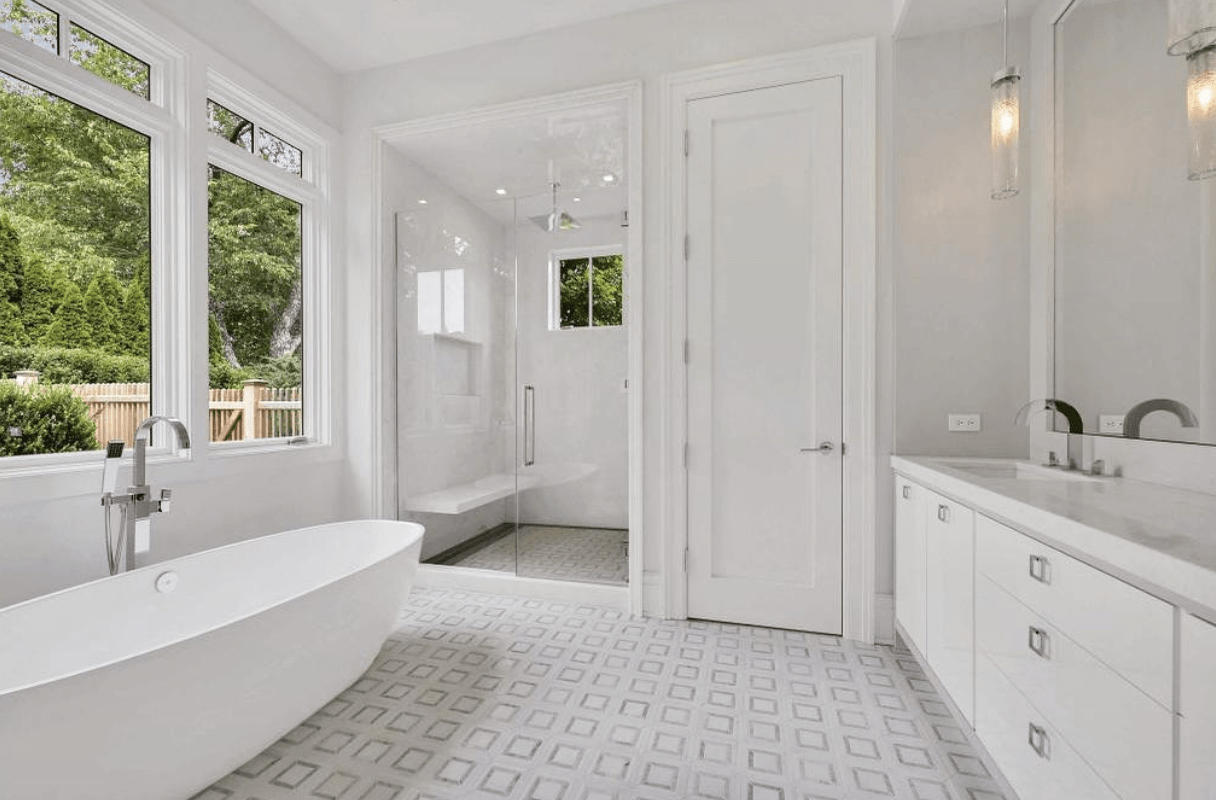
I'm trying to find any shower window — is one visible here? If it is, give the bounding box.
[550,248,624,329]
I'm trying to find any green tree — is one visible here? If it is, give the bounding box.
[20,257,62,342]
[0,214,24,307]
[591,255,624,327]
[119,277,149,359]
[41,282,92,350]
[82,270,124,353]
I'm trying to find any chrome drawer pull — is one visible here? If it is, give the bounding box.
[1028,722,1051,759]
[1027,626,1050,659]
[937,504,950,523]
[1028,554,1051,585]
[902,485,911,500]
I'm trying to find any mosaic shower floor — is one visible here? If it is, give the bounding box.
[199,586,1009,800]
[436,526,629,586]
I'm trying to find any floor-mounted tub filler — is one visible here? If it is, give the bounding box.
[0,518,424,800]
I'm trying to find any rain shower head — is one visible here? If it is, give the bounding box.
[530,181,580,232]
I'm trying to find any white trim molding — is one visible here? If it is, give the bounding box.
[368,81,646,616]
[660,40,879,642]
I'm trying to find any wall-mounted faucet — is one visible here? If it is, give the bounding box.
[101,416,190,574]
[1122,398,1198,439]
[1014,398,1084,470]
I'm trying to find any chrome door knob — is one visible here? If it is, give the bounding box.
[800,442,835,455]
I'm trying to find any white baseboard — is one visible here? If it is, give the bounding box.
[414,564,631,610]
[874,593,895,645]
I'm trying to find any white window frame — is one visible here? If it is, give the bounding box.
[205,70,332,454]
[548,245,625,331]
[0,0,191,476]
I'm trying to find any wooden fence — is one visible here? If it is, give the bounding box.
[11,372,302,445]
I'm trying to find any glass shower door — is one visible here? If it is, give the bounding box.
[513,186,630,585]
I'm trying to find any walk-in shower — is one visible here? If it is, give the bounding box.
[385,100,631,587]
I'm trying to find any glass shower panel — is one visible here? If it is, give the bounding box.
[514,186,630,585]
[396,193,519,575]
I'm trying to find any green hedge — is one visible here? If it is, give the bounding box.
[0,343,149,384]
[0,381,97,456]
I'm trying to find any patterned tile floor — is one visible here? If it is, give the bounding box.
[446,526,629,586]
[201,587,1008,800]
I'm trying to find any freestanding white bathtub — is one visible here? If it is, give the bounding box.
[0,519,424,800]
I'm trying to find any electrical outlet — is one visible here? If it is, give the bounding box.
[948,414,982,432]
[1099,414,1125,435]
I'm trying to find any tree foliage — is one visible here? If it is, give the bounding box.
[0,31,302,394]
[559,254,624,328]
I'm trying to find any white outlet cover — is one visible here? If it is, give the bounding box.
[948,414,982,432]
[1099,414,1125,434]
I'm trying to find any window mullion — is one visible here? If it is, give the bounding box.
[587,260,594,327]
[56,11,68,57]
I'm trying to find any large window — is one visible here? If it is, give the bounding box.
[207,166,303,442]
[0,71,151,456]
[551,249,624,329]
[0,0,331,465]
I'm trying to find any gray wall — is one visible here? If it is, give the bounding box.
[894,21,1032,459]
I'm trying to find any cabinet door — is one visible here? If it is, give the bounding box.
[1182,613,1216,800]
[925,490,975,723]
[894,478,927,655]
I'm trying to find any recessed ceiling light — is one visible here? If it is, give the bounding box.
[573,196,582,202]
[418,199,428,205]
[495,188,508,196]
[602,174,617,183]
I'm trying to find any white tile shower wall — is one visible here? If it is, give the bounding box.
[516,219,629,530]
[387,148,513,538]
[343,0,898,613]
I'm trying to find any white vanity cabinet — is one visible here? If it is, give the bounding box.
[1182,613,1216,800]
[894,478,927,655]
[893,463,1189,800]
[923,490,974,723]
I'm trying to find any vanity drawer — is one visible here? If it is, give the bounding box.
[977,576,1173,800]
[975,654,1118,800]
[975,514,1173,708]
[1181,614,1216,800]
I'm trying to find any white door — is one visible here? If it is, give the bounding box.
[685,77,844,634]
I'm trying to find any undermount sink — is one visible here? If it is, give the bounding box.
[938,459,1103,483]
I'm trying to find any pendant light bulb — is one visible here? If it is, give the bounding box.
[991,0,1021,200]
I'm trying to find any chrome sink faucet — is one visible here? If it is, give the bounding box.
[1014,398,1084,470]
[101,416,190,574]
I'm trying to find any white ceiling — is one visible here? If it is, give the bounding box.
[388,101,628,225]
[897,0,1043,40]
[244,0,688,73]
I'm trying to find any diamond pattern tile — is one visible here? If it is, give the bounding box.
[201,587,1008,800]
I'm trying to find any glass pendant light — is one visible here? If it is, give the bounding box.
[1170,1,1216,179]
[991,0,1021,200]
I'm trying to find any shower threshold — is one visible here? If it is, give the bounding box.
[426,523,628,586]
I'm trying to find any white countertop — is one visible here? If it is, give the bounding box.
[892,455,1216,625]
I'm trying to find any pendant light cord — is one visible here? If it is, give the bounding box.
[1003,0,1009,69]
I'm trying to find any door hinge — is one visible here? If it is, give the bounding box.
[682,442,689,468]
[684,234,690,261]
[683,547,689,572]
[684,130,690,157]
[841,442,847,456]
[683,339,690,364]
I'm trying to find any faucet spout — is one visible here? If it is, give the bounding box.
[1013,399,1084,434]
[133,416,191,487]
[1122,398,1198,439]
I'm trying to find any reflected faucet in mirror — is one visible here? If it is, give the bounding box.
[1014,398,1085,470]
[1122,398,1199,439]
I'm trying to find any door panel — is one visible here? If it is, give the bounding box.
[686,78,843,633]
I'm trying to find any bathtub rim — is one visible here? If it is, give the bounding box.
[0,518,423,698]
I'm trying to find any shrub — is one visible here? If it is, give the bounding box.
[0,344,149,384]
[0,381,97,456]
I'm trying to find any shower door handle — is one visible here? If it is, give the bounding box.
[523,385,536,466]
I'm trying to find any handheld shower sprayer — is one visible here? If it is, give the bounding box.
[101,440,124,495]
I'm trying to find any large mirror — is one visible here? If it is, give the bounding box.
[1055,0,1215,444]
